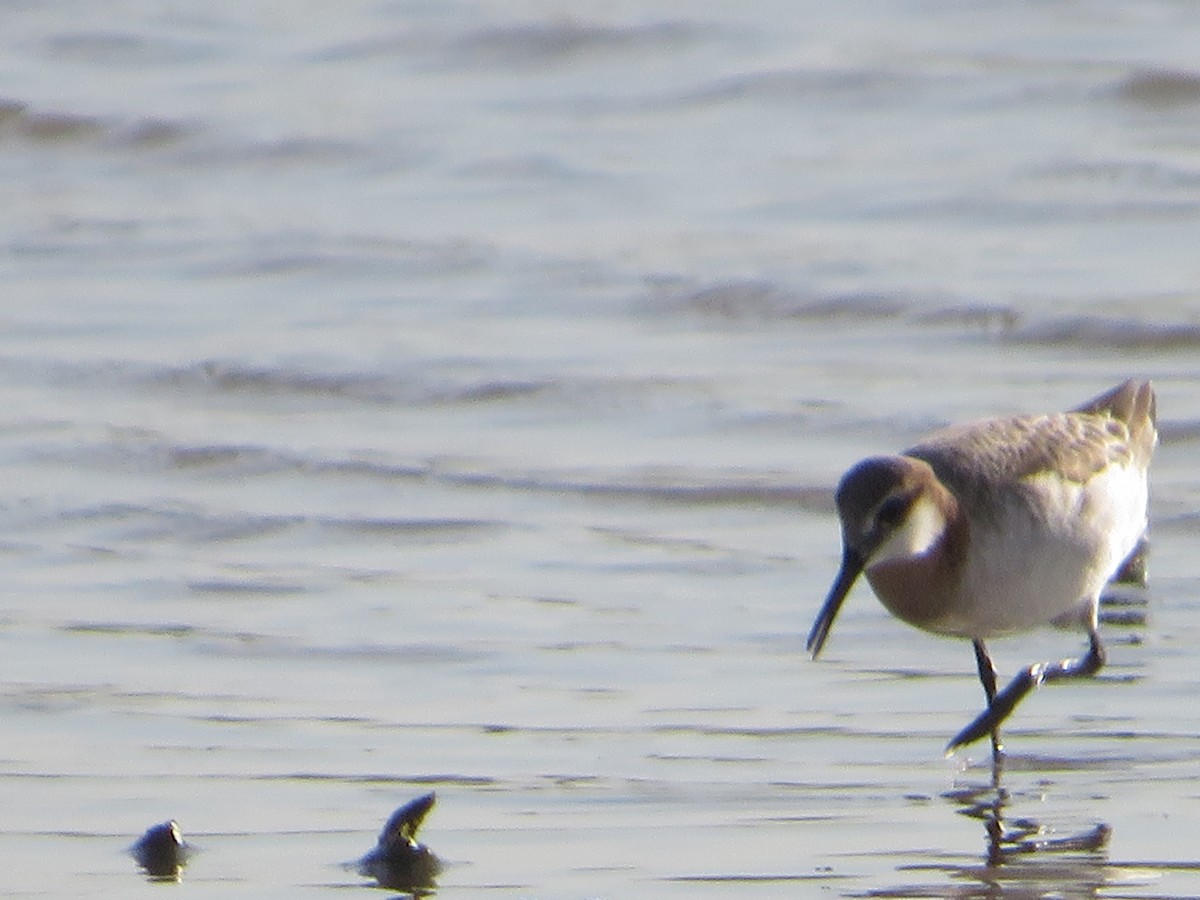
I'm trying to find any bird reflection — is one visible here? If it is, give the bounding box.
[948,780,1109,868]
[939,777,1110,897]
[357,792,442,895]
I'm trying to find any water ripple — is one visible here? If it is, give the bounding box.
[1006,315,1200,350]
[0,96,190,148]
[1110,67,1200,109]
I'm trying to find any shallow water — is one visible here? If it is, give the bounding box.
[3,1,1200,898]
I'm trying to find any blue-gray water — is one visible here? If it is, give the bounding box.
[3,2,1200,897]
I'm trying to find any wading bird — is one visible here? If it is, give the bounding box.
[807,380,1156,764]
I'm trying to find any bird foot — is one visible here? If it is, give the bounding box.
[946,669,1037,754]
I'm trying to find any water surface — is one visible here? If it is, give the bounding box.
[3,1,1200,897]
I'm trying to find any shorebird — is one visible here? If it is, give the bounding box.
[807,380,1156,762]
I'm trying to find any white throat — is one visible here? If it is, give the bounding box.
[868,495,947,567]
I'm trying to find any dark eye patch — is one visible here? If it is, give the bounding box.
[875,493,913,528]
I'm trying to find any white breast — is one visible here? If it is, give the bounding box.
[935,460,1148,638]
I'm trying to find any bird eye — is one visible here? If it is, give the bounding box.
[875,494,911,528]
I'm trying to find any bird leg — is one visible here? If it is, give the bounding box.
[948,627,1106,755]
[971,639,1004,765]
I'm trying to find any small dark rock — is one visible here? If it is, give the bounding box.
[131,820,189,880]
[357,792,442,893]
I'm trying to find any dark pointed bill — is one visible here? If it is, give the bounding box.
[807,546,864,658]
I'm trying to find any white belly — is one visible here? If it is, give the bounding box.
[932,462,1148,638]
